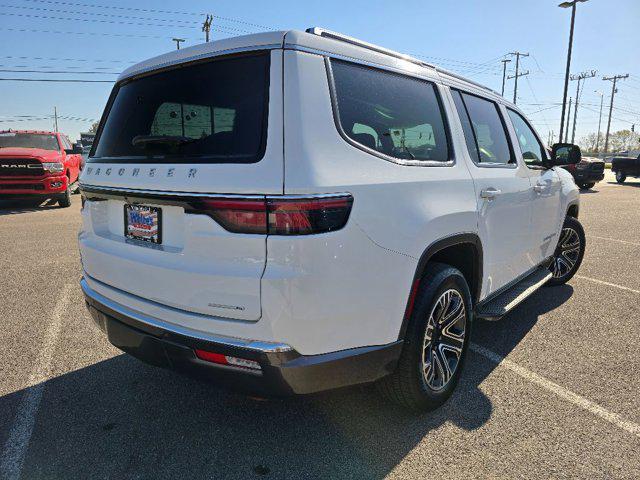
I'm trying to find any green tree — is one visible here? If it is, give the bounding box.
[88,121,100,134]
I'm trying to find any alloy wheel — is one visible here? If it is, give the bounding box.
[421,289,466,391]
[551,227,581,279]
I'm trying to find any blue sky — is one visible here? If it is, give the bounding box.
[1,0,639,144]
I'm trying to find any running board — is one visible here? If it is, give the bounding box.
[475,267,552,321]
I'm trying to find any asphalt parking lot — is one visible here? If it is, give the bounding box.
[0,172,639,479]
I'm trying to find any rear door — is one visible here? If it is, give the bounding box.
[79,50,283,321]
[505,108,563,263]
[451,90,533,296]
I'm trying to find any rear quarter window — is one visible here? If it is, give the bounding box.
[329,59,450,163]
[91,53,270,164]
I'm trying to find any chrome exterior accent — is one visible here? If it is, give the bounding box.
[306,27,434,68]
[81,277,294,353]
[79,183,351,200]
[551,227,581,279]
[421,289,466,390]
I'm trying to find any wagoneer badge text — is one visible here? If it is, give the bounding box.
[85,167,197,178]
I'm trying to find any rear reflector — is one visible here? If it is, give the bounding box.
[194,349,261,371]
[189,194,353,235]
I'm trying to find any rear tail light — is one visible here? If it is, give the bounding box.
[194,349,261,371]
[189,194,353,235]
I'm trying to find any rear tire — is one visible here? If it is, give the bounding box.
[579,183,595,190]
[547,216,585,286]
[57,185,72,208]
[376,263,472,411]
[615,171,626,184]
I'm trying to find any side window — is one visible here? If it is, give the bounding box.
[456,91,513,165]
[330,59,450,162]
[507,109,547,167]
[451,90,480,163]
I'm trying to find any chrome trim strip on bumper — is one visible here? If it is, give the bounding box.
[80,277,293,353]
[79,183,351,200]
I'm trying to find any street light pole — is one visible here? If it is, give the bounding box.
[500,58,511,97]
[594,90,604,153]
[558,0,588,143]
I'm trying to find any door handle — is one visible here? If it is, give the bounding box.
[480,188,502,199]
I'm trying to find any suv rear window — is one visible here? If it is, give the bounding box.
[91,53,270,163]
[329,60,450,163]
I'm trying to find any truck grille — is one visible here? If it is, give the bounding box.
[591,163,605,173]
[0,183,44,190]
[0,158,44,177]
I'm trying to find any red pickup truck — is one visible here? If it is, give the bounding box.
[0,130,82,207]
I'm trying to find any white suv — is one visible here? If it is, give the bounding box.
[79,28,585,410]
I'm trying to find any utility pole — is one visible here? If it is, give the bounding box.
[500,58,511,97]
[603,74,629,153]
[565,97,572,139]
[507,52,529,104]
[558,0,589,143]
[569,70,597,144]
[594,90,604,153]
[202,14,213,42]
[53,106,58,133]
[172,38,185,50]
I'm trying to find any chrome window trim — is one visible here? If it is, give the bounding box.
[324,57,456,168]
[285,44,441,85]
[505,107,550,170]
[81,276,293,353]
[452,88,519,170]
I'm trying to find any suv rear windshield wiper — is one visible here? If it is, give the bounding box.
[131,135,202,149]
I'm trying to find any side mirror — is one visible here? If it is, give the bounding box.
[548,143,581,167]
[65,143,83,155]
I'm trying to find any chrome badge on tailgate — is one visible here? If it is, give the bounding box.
[124,204,162,244]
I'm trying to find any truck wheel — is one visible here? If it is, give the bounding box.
[547,216,585,286]
[579,183,595,191]
[615,171,626,184]
[57,186,72,208]
[377,262,472,411]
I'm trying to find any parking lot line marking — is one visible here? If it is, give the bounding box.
[0,284,73,480]
[470,343,640,438]
[590,235,640,247]
[575,275,640,295]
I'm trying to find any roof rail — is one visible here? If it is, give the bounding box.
[434,66,500,95]
[306,27,434,69]
[306,27,499,96]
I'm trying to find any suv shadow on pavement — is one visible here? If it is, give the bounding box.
[0,286,573,479]
[0,199,59,216]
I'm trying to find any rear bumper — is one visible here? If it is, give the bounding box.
[0,175,68,195]
[81,278,402,396]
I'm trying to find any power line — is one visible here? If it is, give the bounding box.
[0,68,119,75]
[20,0,274,30]
[603,74,629,152]
[0,78,114,83]
[0,12,254,35]
[1,55,133,64]
[507,51,529,104]
[569,70,597,143]
[1,3,233,30]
